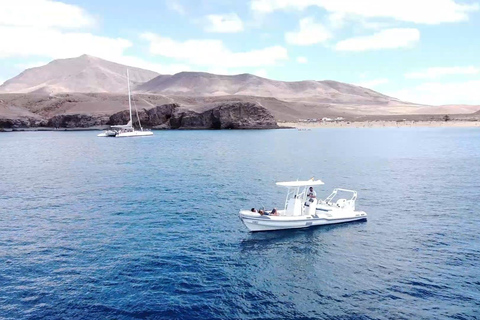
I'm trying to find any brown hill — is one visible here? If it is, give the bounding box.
[0,55,159,94]
[135,71,401,105]
[0,55,412,107]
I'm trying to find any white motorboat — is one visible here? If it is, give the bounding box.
[239,179,367,232]
[98,69,153,138]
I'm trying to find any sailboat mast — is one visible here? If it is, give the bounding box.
[127,69,133,126]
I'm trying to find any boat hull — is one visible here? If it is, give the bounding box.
[115,131,153,137]
[239,211,367,232]
[97,131,117,137]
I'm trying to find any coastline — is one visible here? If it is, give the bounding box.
[2,120,479,132]
[0,126,281,132]
[279,120,480,129]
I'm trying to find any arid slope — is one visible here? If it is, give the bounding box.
[0,55,159,94]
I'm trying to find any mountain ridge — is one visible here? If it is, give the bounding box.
[135,71,399,105]
[0,55,159,94]
[0,55,404,106]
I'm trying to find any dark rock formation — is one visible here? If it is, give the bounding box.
[106,102,278,129]
[146,103,177,126]
[0,117,47,129]
[47,114,109,128]
[172,102,278,129]
[0,101,278,130]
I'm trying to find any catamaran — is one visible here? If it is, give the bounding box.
[98,69,153,138]
[239,179,367,232]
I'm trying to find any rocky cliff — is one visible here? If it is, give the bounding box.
[0,101,278,130]
[107,102,278,129]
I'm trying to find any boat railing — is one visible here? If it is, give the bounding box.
[324,188,357,210]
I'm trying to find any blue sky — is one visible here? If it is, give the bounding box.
[1,0,480,105]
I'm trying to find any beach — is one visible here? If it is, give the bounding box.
[279,120,480,129]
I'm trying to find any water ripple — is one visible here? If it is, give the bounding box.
[0,129,479,319]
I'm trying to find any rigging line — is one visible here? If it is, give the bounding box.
[132,95,143,131]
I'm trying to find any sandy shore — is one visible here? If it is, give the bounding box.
[279,120,480,129]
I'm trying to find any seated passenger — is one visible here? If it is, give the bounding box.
[271,208,278,216]
[251,208,257,213]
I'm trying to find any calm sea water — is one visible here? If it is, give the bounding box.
[0,128,479,319]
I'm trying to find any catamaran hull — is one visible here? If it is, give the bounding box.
[97,131,153,137]
[115,131,153,137]
[239,212,367,232]
[97,131,117,137]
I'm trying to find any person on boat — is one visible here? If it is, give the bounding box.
[251,208,257,213]
[307,187,317,201]
[259,209,268,216]
[271,208,278,216]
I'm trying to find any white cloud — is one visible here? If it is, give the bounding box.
[285,17,332,45]
[15,61,50,70]
[141,32,288,68]
[358,20,394,30]
[111,56,190,75]
[0,1,130,60]
[391,80,480,105]
[205,13,244,33]
[327,12,346,29]
[166,0,186,15]
[0,26,132,59]
[356,78,389,88]
[250,0,478,24]
[206,67,238,75]
[405,66,480,79]
[0,1,189,75]
[0,0,94,29]
[335,28,420,51]
[296,56,308,63]
[253,69,268,77]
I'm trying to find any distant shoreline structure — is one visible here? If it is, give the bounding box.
[2,120,479,132]
[280,120,480,129]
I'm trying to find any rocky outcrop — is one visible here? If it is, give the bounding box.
[47,114,109,128]
[0,114,108,130]
[0,117,45,129]
[171,102,278,129]
[0,100,278,130]
[106,102,278,129]
[146,103,177,127]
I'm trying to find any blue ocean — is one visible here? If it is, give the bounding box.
[0,128,479,319]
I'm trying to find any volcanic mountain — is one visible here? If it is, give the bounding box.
[135,71,399,105]
[0,55,403,106]
[0,55,159,94]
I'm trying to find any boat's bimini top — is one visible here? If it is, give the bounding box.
[276,179,324,187]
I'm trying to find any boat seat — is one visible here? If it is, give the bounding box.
[336,199,347,208]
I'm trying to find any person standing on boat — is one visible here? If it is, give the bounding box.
[307,187,317,202]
